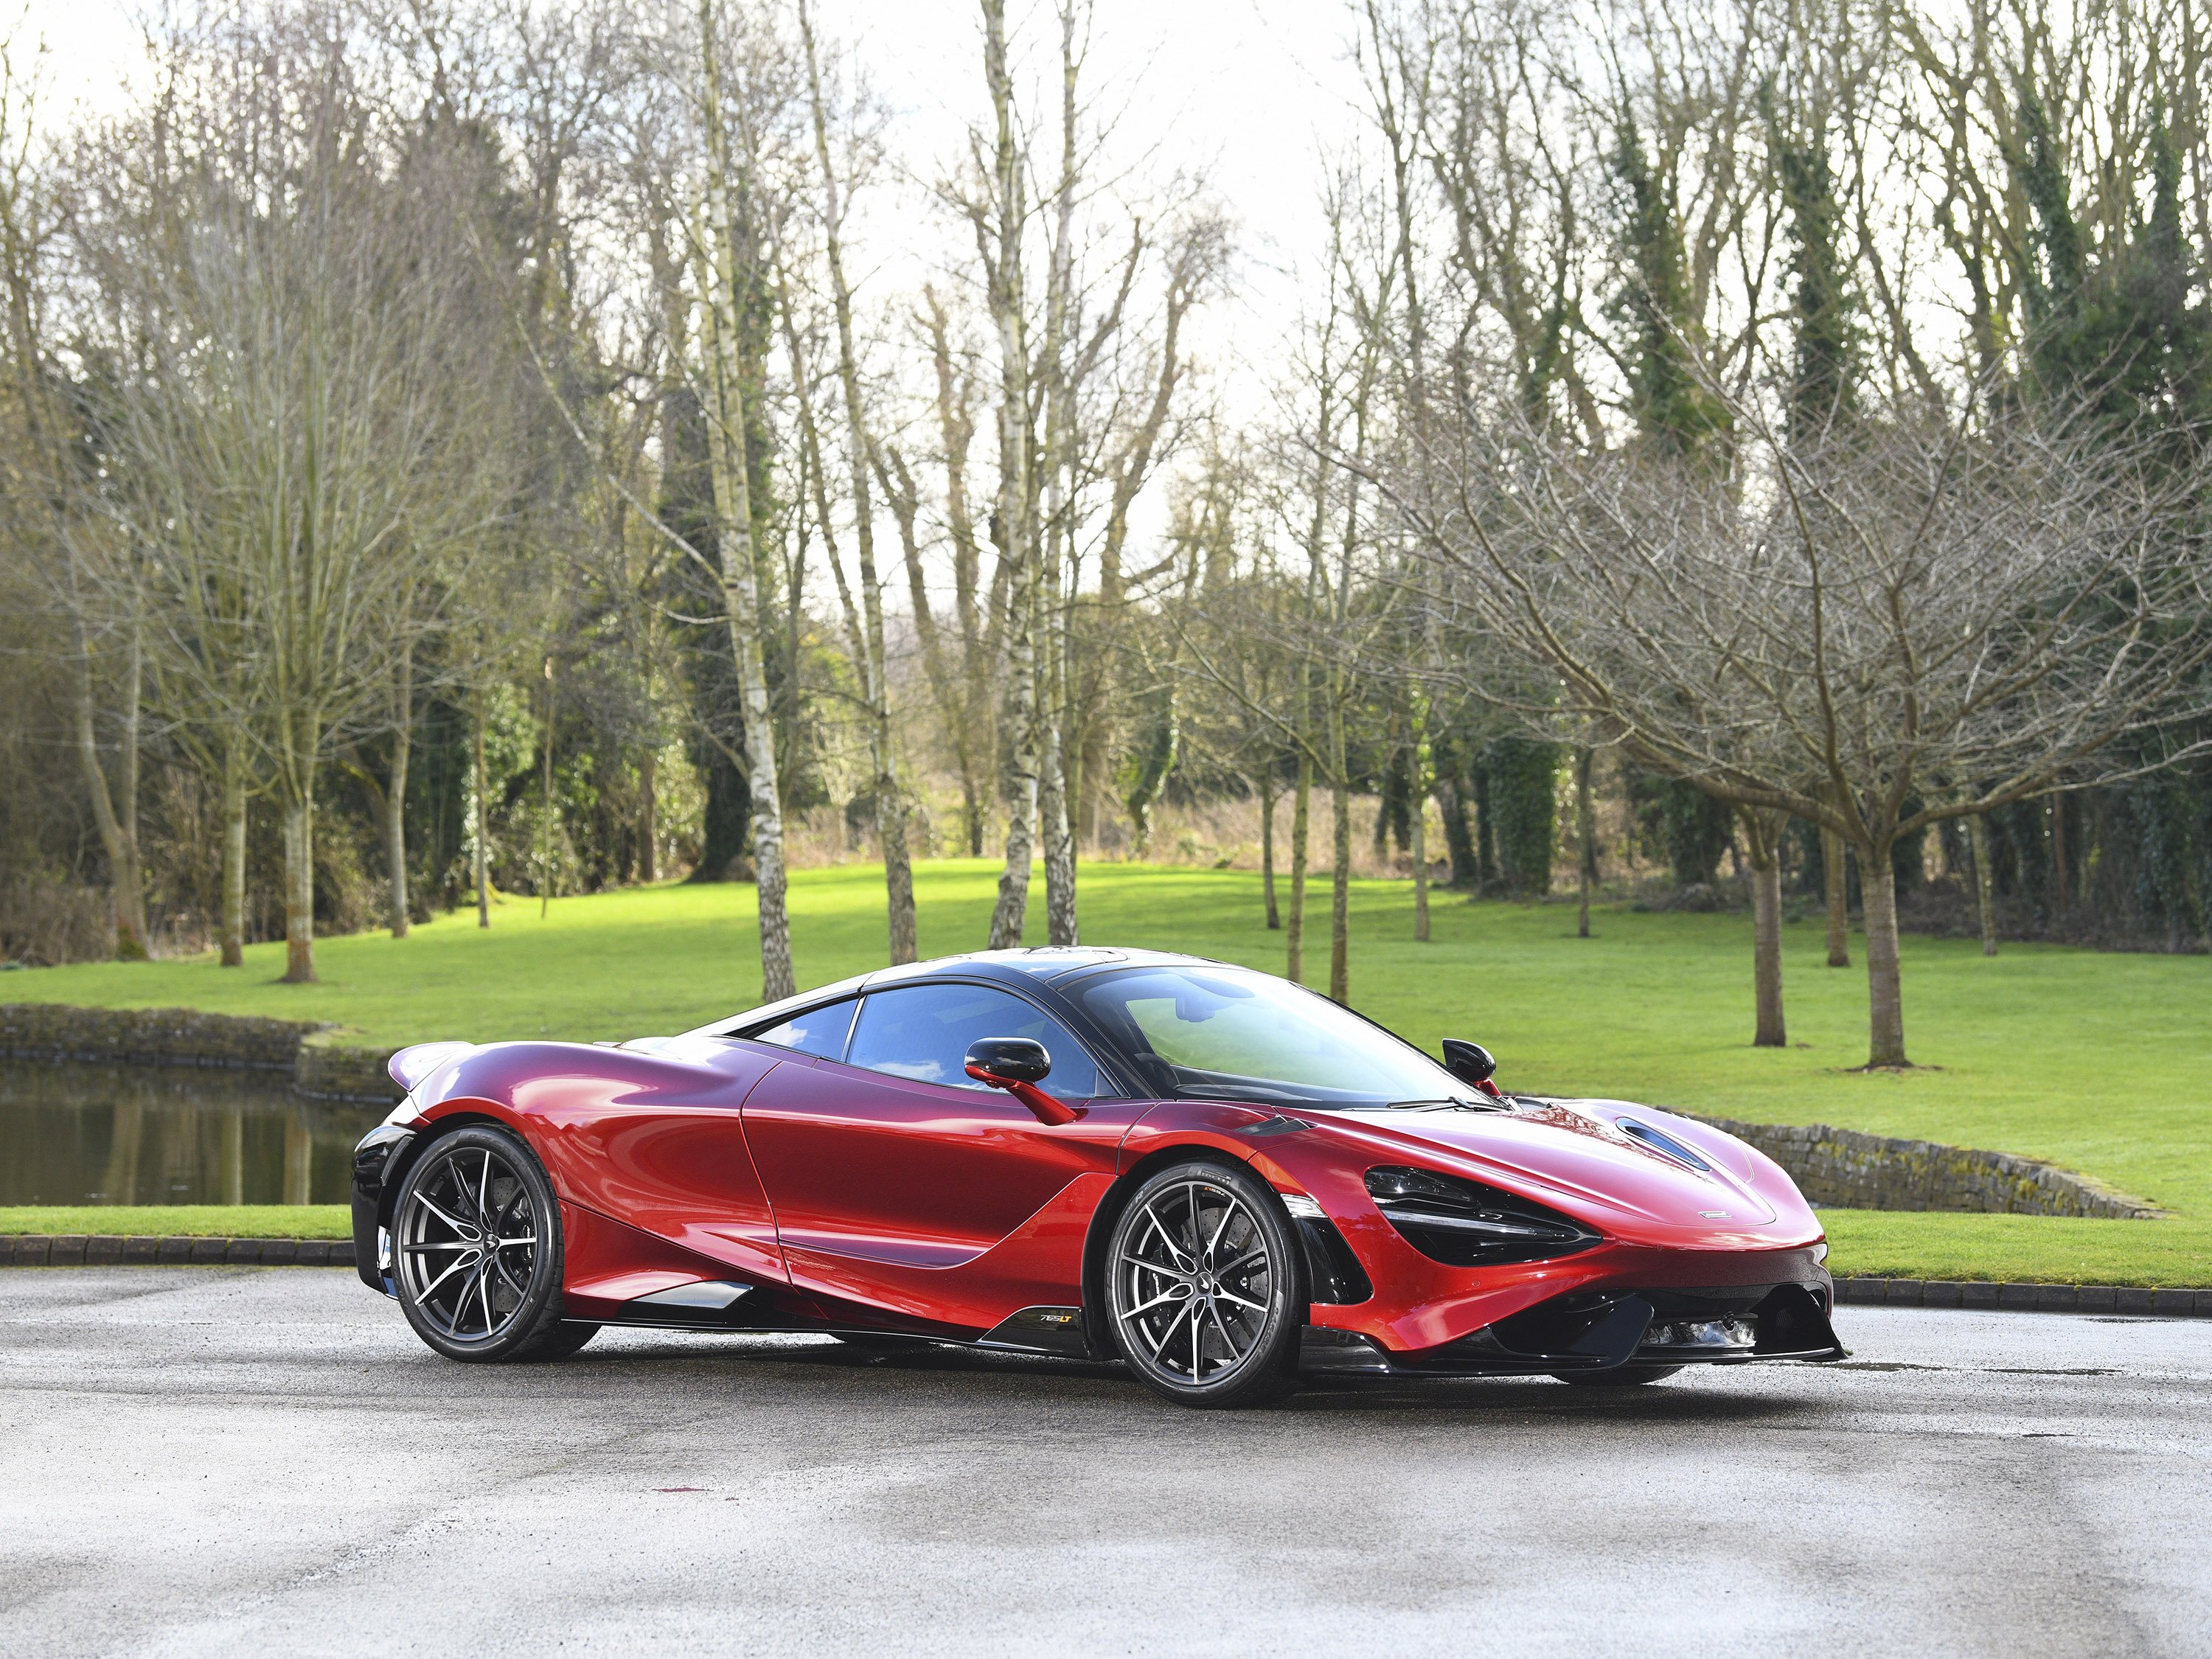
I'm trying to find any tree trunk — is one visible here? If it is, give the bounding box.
[73,644,149,961]
[1574,747,1596,939]
[2050,795,2070,913]
[881,746,919,960]
[1860,840,1907,1068]
[1822,824,1850,967]
[698,0,794,1002]
[540,658,555,919]
[639,742,658,884]
[220,737,247,967]
[1474,764,1498,891]
[1287,752,1311,981]
[473,694,491,930]
[1034,0,1079,952]
[1969,811,1997,956]
[1330,774,1352,1004]
[981,0,1037,953]
[279,781,316,984]
[1260,773,1279,931]
[386,654,412,939]
[988,568,1039,949]
[1039,706,1077,946]
[1741,811,1786,1048]
[1410,692,1430,943]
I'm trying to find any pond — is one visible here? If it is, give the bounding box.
[0,1062,386,1206]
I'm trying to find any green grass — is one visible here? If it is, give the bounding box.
[6,859,2209,1282]
[0,1204,349,1238]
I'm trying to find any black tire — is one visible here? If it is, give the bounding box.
[1104,1158,1304,1408]
[389,1124,582,1363]
[1553,1364,1683,1388]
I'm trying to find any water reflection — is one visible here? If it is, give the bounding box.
[0,1062,386,1206]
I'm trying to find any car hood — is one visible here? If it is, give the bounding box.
[1315,1096,1805,1241]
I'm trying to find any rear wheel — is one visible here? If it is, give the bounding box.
[391,1124,591,1363]
[1553,1364,1683,1388]
[1105,1160,1303,1408]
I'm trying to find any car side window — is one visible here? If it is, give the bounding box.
[844,984,1106,1099]
[750,999,858,1060]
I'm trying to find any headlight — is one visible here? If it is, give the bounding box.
[1365,1166,1602,1267]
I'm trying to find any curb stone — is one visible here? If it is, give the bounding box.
[1833,1276,2212,1318]
[0,1234,356,1268]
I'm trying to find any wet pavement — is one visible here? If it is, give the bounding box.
[2,1267,2208,1658]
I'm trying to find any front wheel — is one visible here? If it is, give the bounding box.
[390,1124,587,1363]
[1105,1160,1304,1408]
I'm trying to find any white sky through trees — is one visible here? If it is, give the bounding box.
[17,0,1370,424]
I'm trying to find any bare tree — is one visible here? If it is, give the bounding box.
[64,13,505,981]
[1394,387,2212,1066]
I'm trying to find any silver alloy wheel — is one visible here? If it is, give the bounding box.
[396,1141,543,1344]
[1113,1177,1276,1387]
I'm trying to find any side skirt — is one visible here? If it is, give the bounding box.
[588,1287,1097,1360]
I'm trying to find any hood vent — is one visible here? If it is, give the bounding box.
[1615,1118,1714,1174]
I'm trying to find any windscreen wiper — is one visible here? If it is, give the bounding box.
[1383,1096,1512,1113]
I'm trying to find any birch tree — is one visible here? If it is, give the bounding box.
[695,0,794,1001]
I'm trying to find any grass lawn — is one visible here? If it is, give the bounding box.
[0,1204,350,1239]
[5,858,2208,1284]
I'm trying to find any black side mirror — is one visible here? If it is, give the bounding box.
[963,1037,1075,1124]
[965,1037,1052,1085]
[1441,1039,1498,1091]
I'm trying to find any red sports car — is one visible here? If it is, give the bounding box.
[352,948,1843,1405]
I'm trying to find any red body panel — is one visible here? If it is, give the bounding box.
[738,1051,1155,1330]
[393,1027,1829,1360]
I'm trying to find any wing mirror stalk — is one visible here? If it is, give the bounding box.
[964,1037,1079,1125]
[1442,1038,1503,1100]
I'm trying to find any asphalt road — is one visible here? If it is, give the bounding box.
[3,1268,2208,1659]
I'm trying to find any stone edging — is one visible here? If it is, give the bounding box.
[1687,1113,2160,1219]
[0,1234,357,1267]
[0,1003,400,1104]
[1834,1275,2211,1317]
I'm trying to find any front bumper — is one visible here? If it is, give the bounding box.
[1299,1280,1846,1378]
[350,1122,417,1295]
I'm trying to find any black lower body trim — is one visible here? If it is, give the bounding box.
[1301,1281,1847,1380]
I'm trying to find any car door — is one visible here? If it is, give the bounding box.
[738,981,1127,1322]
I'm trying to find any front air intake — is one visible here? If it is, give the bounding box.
[1365,1165,1603,1267]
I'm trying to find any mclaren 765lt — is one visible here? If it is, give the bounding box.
[352,948,1845,1406]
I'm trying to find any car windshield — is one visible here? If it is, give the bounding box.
[1069,965,1475,1108]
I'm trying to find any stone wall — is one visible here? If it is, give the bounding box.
[0,1003,401,1103]
[0,1003,320,1071]
[293,1034,404,1103]
[1691,1115,2161,1219]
